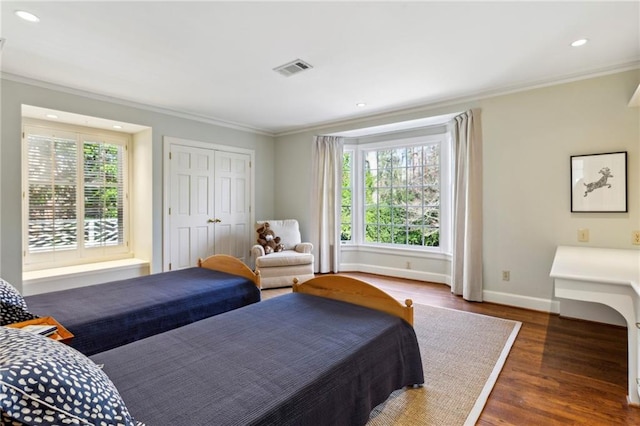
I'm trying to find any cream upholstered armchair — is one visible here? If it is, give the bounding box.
[251,219,314,289]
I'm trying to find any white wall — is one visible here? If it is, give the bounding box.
[0,78,276,293]
[275,69,640,322]
[131,128,153,263]
[482,71,639,312]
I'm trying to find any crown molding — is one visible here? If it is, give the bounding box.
[3,59,638,139]
[274,60,640,137]
[0,72,275,137]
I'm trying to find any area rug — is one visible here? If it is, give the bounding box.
[261,289,521,425]
[367,303,521,426]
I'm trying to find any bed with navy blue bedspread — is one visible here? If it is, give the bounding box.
[92,292,424,426]
[24,267,260,356]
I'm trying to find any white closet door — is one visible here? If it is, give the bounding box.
[168,144,216,270]
[214,151,251,264]
[167,142,252,270]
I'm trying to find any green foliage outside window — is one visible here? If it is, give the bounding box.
[341,152,352,241]
[343,143,440,247]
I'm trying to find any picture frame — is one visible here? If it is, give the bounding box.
[570,151,627,213]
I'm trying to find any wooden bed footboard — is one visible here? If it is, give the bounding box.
[198,254,261,288]
[293,275,414,326]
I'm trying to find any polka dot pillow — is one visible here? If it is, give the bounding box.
[0,278,28,310]
[0,301,39,326]
[0,327,145,426]
[0,279,39,326]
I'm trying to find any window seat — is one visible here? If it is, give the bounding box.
[23,258,150,296]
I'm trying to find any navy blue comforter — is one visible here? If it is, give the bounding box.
[92,293,424,426]
[25,267,260,355]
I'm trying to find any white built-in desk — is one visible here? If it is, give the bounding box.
[550,245,640,406]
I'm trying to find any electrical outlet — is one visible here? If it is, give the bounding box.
[578,228,589,243]
[633,231,640,245]
[502,270,510,281]
[405,261,411,270]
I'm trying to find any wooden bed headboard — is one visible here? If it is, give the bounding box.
[198,254,261,288]
[293,275,414,326]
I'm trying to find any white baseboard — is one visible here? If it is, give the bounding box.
[337,264,623,326]
[340,263,450,285]
[483,290,560,314]
[483,290,627,326]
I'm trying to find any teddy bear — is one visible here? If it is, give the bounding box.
[256,222,285,254]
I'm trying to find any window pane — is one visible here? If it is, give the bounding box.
[377,188,391,206]
[84,141,125,247]
[378,225,392,243]
[365,187,376,204]
[377,150,392,169]
[424,166,439,185]
[356,141,441,247]
[392,167,406,187]
[425,208,439,227]
[340,151,353,242]
[423,185,439,205]
[365,204,378,223]
[392,227,407,244]
[424,229,440,247]
[27,135,78,252]
[407,226,423,245]
[394,187,408,204]
[365,224,378,242]
[391,206,406,225]
[377,205,392,225]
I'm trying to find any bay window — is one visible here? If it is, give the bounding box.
[342,133,451,253]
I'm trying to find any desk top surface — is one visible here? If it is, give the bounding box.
[550,245,640,291]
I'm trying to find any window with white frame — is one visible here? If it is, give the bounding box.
[341,150,354,241]
[23,123,130,271]
[342,132,451,252]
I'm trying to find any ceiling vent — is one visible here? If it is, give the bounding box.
[273,59,313,77]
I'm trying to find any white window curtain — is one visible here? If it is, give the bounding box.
[310,135,344,273]
[451,109,483,301]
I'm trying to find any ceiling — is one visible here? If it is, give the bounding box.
[1,1,639,136]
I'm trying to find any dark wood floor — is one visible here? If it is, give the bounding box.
[339,272,640,425]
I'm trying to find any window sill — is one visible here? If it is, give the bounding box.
[341,243,451,261]
[23,258,150,296]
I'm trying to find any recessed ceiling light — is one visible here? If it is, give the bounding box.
[45,114,58,119]
[112,125,123,129]
[356,103,366,108]
[571,38,588,47]
[15,10,40,23]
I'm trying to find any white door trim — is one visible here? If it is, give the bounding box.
[162,136,255,271]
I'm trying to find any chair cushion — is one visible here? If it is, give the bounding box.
[255,250,313,268]
[258,220,302,250]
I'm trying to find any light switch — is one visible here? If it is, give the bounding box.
[578,228,589,242]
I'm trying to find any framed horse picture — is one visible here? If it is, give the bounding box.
[570,151,627,212]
